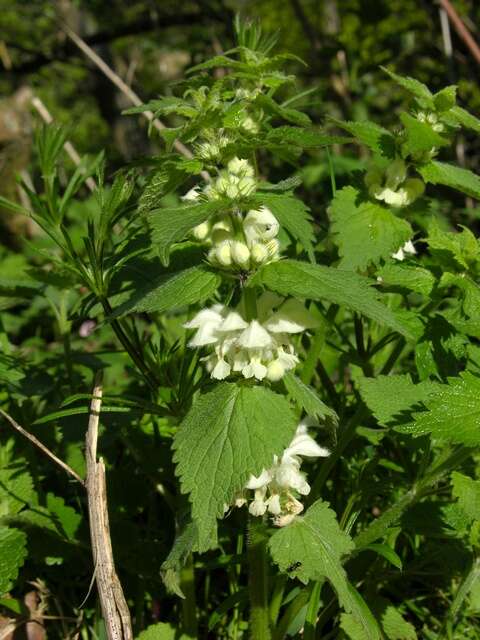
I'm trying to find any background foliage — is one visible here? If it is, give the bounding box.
[1,1,480,639]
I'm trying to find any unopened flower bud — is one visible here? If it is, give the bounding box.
[266,360,285,381]
[237,176,256,197]
[386,159,407,190]
[265,239,280,259]
[244,206,279,241]
[404,178,425,202]
[226,183,240,199]
[228,157,254,177]
[250,242,269,264]
[215,241,233,266]
[192,222,210,241]
[231,241,251,268]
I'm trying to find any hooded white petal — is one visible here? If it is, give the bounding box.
[238,321,273,349]
[218,311,248,332]
[265,299,319,334]
[211,358,231,380]
[246,469,272,489]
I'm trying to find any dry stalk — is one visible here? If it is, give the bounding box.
[85,372,133,640]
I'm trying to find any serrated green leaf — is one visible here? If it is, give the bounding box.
[381,67,433,105]
[358,374,438,427]
[45,494,81,540]
[283,372,338,423]
[381,603,417,640]
[266,126,351,148]
[0,527,27,595]
[377,263,435,296]
[149,200,227,265]
[253,193,315,262]
[419,161,480,200]
[451,472,480,522]
[404,372,480,445]
[173,383,298,551]
[123,97,197,118]
[400,112,449,156]
[270,500,381,640]
[0,467,34,517]
[161,521,198,598]
[135,622,189,640]
[427,220,478,271]
[330,186,412,271]
[138,168,188,215]
[109,266,220,318]
[433,86,457,112]
[249,260,421,340]
[254,94,311,126]
[449,106,480,134]
[332,119,395,157]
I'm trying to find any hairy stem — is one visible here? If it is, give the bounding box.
[248,517,271,640]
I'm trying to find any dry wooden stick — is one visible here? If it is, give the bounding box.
[85,372,133,640]
[61,22,194,159]
[438,0,480,65]
[0,409,85,486]
[30,96,97,192]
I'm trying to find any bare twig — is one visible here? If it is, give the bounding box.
[438,0,480,65]
[61,23,194,159]
[30,96,97,193]
[85,372,132,640]
[0,409,85,486]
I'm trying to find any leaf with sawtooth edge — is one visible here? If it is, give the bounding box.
[249,259,422,340]
[269,500,381,640]
[330,186,412,271]
[173,383,298,551]
[419,161,480,200]
[402,371,480,445]
[451,472,480,523]
[0,527,27,595]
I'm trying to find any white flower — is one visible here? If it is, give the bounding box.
[233,421,329,526]
[192,222,210,241]
[366,159,425,208]
[231,241,251,268]
[238,320,273,349]
[185,298,315,382]
[244,207,280,242]
[182,186,201,201]
[392,239,417,261]
[215,241,233,266]
[228,157,254,177]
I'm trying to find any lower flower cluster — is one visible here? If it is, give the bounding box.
[231,420,329,527]
[365,159,424,208]
[184,294,319,382]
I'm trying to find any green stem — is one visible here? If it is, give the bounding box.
[101,298,158,391]
[243,286,259,322]
[180,554,198,638]
[248,517,271,640]
[303,580,323,640]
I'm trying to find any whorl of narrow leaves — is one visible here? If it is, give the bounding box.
[269,500,381,639]
[329,186,412,271]
[173,383,298,551]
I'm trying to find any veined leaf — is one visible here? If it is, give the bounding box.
[173,383,298,551]
[358,374,438,427]
[269,500,381,640]
[451,472,480,522]
[249,260,421,340]
[110,266,220,317]
[331,119,395,157]
[449,106,480,134]
[149,200,227,265]
[377,263,435,296]
[253,193,315,262]
[283,372,338,424]
[0,527,27,595]
[381,67,433,105]
[161,520,198,598]
[403,371,480,445]
[266,126,351,148]
[400,112,449,156]
[330,186,412,271]
[419,161,480,200]
[135,622,189,640]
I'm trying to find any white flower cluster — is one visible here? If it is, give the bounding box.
[184,293,319,382]
[416,111,445,133]
[365,159,425,208]
[391,239,416,261]
[183,158,281,271]
[232,420,329,527]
